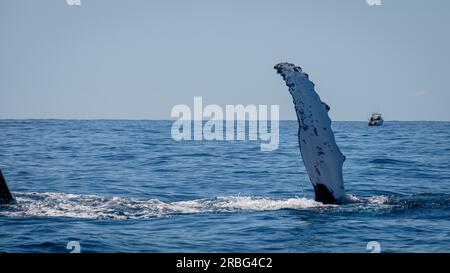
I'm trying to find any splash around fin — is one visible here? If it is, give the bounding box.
[0,169,13,203]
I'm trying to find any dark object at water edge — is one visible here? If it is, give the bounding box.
[0,169,13,203]
[368,113,384,126]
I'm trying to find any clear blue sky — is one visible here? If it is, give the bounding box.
[1,0,449,120]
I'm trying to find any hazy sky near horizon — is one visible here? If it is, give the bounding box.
[1,0,449,120]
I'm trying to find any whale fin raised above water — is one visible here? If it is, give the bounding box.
[274,63,346,204]
[0,170,13,203]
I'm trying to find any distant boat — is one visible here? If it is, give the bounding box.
[368,113,384,126]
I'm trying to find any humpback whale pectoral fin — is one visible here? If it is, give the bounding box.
[0,169,13,203]
[274,62,346,204]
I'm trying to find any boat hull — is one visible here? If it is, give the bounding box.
[368,120,384,126]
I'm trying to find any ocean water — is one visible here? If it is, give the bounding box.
[0,120,449,253]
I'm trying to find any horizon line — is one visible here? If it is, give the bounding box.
[1,118,450,122]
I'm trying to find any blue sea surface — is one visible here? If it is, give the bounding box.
[0,120,449,252]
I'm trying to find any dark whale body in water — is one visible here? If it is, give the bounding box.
[0,170,13,203]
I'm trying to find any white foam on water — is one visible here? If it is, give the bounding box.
[344,194,361,203]
[367,195,390,205]
[2,192,446,220]
[204,196,323,211]
[0,192,324,220]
